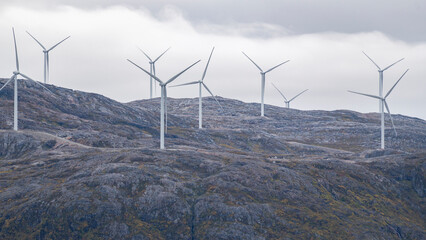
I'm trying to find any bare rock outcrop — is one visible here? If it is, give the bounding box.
[0,79,425,239]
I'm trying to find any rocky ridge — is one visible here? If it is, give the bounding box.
[0,78,425,239]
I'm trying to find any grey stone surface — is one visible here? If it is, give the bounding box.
[0,79,425,239]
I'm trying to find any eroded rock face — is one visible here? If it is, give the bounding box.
[0,79,425,239]
[0,139,424,239]
[1,78,425,153]
[0,132,40,158]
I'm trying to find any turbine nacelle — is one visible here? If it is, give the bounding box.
[1,28,54,131]
[137,47,171,99]
[272,83,308,109]
[168,47,222,129]
[127,58,200,149]
[242,51,290,116]
[348,68,409,140]
[363,51,404,72]
[26,31,70,84]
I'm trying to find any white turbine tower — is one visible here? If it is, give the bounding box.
[0,28,53,131]
[242,52,289,116]
[127,59,200,149]
[26,31,70,84]
[171,47,223,129]
[362,51,404,113]
[138,47,171,99]
[348,69,409,149]
[271,83,308,109]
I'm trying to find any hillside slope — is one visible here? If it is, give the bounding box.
[0,79,425,239]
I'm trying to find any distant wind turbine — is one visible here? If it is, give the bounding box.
[26,31,70,84]
[242,52,289,116]
[362,51,404,113]
[171,47,223,129]
[271,83,308,109]
[0,28,53,131]
[348,69,409,149]
[127,58,200,149]
[138,47,171,99]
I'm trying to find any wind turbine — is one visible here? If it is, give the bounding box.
[171,47,223,129]
[0,28,53,131]
[348,69,409,149]
[127,58,200,149]
[26,31,70,84]
[362,51,404,113]
[271,83,308,109]
[242,52,289,116]
[138,47,171,99]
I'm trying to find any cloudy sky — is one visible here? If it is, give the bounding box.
[1,0,425,119]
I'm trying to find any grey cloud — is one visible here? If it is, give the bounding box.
[2,0,425,42]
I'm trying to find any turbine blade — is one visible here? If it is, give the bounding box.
[153,63,158,94]
[47,36,71,51]
[362,51,381,70]
[12,28,19,72]
[202,47,215,81]
[26,31,46,50]
[170,81,199,88]
[385,69,409,98]
[165,87,168,132]
[154,72,157,94]
[382,58,404,71]
[271,83,287,101]
[384,100,397,136]
[265,60,290,74]
[202,82,224,111]
[242,51,263,72]
[165,60,201,85]
[151,63,158,95]
[348,90,382,100]
[289,89,309,102]
[127,59,163,84]
[154,47,171,62]
[0,76,14,92]
[46,53,50,81]
[19,73,53,94]
[138,48,152,61]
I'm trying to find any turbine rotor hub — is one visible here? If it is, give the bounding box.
[13,71,19,75]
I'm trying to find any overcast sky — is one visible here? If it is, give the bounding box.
[0,0,425,119]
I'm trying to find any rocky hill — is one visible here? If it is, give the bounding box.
[0,78,425,239]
